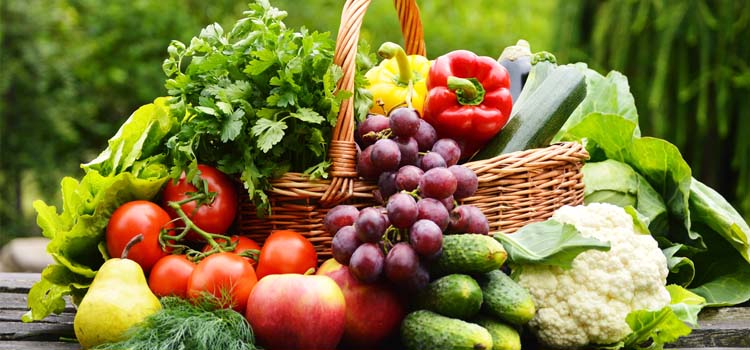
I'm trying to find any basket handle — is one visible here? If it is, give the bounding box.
[320,0,426,205]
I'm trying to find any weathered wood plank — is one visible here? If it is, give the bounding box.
[0,309,75,324]
[0,341,80,350]
[0,273,40,293]
[0,320,75,341]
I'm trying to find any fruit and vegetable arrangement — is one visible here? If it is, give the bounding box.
[21,1,750,350]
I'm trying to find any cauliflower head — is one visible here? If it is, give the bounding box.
[516,203,671,349]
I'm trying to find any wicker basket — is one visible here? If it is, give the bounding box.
[238,0,589,261]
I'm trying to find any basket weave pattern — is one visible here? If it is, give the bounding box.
[238,0,588,261]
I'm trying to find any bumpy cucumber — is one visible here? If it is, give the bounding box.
[418,274,483,320]
[473,315,521,350]
[477,270,536,325]
[401,310,493,350]
[431,234,507,276]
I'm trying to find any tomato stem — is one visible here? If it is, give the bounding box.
[157,192,234,261]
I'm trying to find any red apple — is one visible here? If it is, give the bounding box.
[317,259,406,348]
[245,273,346,350]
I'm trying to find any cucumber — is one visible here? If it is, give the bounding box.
[472,315,521,350]
[477,270,536,325]
[473,62,586,159]
[418,274,483,320]
[401,310,493,350]
[431,234,507,276]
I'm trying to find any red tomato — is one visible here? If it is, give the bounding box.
[255,230,318,279]
[106,200,173,273]
[187,252,257,313]
[148,254,196,298]
[161,164,238,240]
[202,235,261,267]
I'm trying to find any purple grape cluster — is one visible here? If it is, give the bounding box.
[322,108,491,289]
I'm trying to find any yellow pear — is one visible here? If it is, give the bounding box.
[74,235,162,349]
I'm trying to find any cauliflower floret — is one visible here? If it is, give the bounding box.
[517,203,671,349]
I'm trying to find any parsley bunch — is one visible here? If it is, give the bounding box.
[162,0,348,211]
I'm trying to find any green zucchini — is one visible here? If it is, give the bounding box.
[473,59,586,159]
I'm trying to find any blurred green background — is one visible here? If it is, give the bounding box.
[1,0,748,246]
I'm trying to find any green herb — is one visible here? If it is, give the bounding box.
[162,0,349,212]
[94,296,259,350]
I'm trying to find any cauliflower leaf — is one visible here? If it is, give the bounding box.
[494,219,610,269]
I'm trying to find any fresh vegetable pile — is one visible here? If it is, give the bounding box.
[22,1,750,350]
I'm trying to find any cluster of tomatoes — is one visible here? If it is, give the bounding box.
[105,164,318,313]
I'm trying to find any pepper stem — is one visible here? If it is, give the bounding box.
[378,42,413,85]
[447,76,486,105]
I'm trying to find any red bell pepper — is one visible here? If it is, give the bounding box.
[422,50,512,158]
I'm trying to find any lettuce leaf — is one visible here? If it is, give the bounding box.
[82,97,176,176]
[24,170,168,321]
[25,97,179,321]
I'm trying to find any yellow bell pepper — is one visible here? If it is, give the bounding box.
[365,42,431,116]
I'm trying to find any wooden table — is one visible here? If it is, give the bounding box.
[1,272,749,350]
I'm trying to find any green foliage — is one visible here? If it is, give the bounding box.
[553,0,750,221]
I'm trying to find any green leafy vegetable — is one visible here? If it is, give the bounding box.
[617,285,704,350]
[25,170,168,321]
[583,160,668,234]
[662,245,696,287]
[83,97,176,176]
[555,68,640,141]
[162,0,349,210]
[494,220,611,269]
[666,284,706,327]
[621,307,692,350]
[94,296,259,350]
[690,179,750,262]
[555,66,750,306]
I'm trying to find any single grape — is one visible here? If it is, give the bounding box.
[331,225,361,265]
[384,242,419,283]
[370,139,401,172]
[355,207,388,243]
[323,205,360,235]
[395,165,424,192]
[416,198,449,231]
[389,107,421,137]
[357,145,380,180]
[378,172,398,200]
[386,192,418,229]
[349,243,384,283]
[441,195,456,212]
[448,205,489,235]
[409,219,444,258]
[449,165,479,199]
[419,167,457,199]
[356,114,389,148]
[431,138,461,166]
[394,136,419,167]
[403,261,430,293]
[413,119,438,152]
[419,152,447,171]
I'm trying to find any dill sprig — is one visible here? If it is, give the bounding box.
[94,295,260,350]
